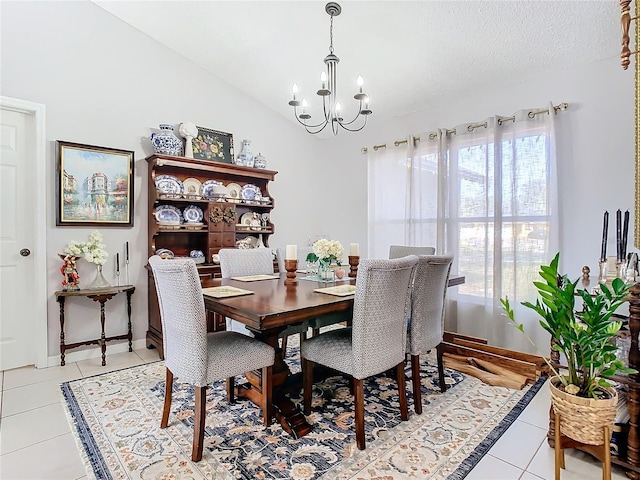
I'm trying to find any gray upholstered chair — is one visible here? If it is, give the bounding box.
[301,256,418,450]
[407,255,453,413]
[389,245,436,259]
[148,255,275,462]
[219,248,308,357]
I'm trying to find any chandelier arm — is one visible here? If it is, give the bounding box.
[337,115,368,132]
[304,121,331,135]
[292,105,332,129]
[337,106,365,126]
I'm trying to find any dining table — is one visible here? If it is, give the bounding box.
[201,271,465,438]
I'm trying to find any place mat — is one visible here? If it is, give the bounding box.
[201,286,254,298]
[314,284,357,296]
[231,274,280,282]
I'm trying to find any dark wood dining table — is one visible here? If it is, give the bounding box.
[201,272,465,438]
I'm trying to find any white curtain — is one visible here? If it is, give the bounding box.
[367,104,559,353]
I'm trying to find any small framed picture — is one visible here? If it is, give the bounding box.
[56,141,135,227]
[192,127,234,164]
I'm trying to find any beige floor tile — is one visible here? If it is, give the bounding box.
[134,346,162,362]
[1,378,66,417]
[0,432,86,480]
[517,380,553,430]
[488,420,548,469]
[519,472,545,480]
[465,454,524,480]
[76,350,146,377]
[3,363,82,390]
[527,441,628,480]
[0,403,71,455]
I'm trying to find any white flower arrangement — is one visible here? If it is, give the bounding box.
[64,230,109,265]
[307,238,344,265]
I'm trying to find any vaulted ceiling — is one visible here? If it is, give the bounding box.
[94,1,622,126]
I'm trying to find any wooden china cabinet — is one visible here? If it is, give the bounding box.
[145,153,277,356]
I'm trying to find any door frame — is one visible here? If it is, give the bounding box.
[1,96,47,368]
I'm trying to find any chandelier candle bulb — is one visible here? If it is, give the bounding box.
[285,244,297,260]
[349,243,359,256]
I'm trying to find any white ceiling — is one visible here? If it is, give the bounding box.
[94,1,622,127]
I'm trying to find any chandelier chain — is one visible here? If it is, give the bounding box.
[329,15,334,54]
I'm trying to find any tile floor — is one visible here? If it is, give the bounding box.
[0,348,629,480]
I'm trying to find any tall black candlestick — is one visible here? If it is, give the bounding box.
[623,209,630,261]
[601,211,609,261]
[125,241,129,262]
[116,253,119,273]
[616,209,622,261]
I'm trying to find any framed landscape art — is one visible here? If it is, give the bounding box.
[192,127,234,163]
[56,141,134,227]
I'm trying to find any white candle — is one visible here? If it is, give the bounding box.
[285,244,297,260]
[349,243,359,256]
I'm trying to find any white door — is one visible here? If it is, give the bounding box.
[0,98,47,370]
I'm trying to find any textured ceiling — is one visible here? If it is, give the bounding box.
[94,1,621,127]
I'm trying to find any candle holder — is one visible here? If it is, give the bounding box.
[597,260,608,283]
[284,259,298,285]
[616,260,628,280]
[348,255,359,278]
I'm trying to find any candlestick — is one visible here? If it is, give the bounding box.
[116,253,119,273]
[349,243,359,256]
[125,241,129,262]
[616,209,622,261]
[622,209,629,260]
[285,244,297,260]
[348,255,359,278]
[284,259,298,285]
[600,211,608,262]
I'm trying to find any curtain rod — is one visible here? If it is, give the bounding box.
[361,102,569,153]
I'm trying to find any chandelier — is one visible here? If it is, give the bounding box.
[288,2,372,135]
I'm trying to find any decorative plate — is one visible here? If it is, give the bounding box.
[155,175,183,197]
[226,183,242,202]
[182,177,202,198]
[154,204,182,224]
[155,248,175,259]
[240,212,257,226]
[200,179,224,199]
[240,184,261,201]
[183,205,204,223]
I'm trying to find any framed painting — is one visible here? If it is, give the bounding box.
[192,127,234,163]
[56,141,135,227]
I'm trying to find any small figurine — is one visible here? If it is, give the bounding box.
[59,254,80,291]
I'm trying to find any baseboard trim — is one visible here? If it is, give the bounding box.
[46,339,148,367]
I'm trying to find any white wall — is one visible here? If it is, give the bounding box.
[2,1,636,359]
[1,1,327,362]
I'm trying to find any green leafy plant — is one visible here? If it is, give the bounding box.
[501,252,635,399]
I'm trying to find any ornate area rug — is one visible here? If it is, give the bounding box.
[60,349,544,480]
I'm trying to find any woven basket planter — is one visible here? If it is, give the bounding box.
[550,376,618,445]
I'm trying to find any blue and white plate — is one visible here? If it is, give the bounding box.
[240,183,261,201]
[200,179,224,199]
[183,205,204,223]
[154,205,182,224]
[155,175,183,197]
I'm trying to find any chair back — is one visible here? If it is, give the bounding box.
[351,256,418,379]
[407,255,453,355]
[389,245,436,259]
[276,246,313,272]
[148,255,209,385]
[219,248,274,278]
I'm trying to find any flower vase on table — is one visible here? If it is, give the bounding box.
[317,260,334,281]
[88,264,111,289]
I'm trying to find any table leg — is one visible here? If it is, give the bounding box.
[57,296,66,366]
[126,290,133,352]
[99,299,107,366]
[237,327,313,439]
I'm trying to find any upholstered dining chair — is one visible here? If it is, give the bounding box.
[301,256,419,450]
[219,248,308,357]
[389,244,436,259]
[148,255,275,462]
[407,255,453,413]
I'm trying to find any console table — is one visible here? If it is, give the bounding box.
[55,285,135,366]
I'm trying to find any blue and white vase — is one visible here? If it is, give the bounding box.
[254,152,267,169]
[236,139,254,167]
[151,124,182,156]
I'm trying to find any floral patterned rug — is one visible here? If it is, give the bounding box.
[60,349,544,480]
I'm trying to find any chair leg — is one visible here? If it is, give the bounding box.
[280,336,288,359]
[354,378,365,450]
[262,365,273,427]
[396,362,409,421]
[436,343,447,392]
[302,357,314,415]
[410,354,422,415]
[160,367,173,428]
[192,385,207,462]
[226,376,235,403]
[312,327,320,337]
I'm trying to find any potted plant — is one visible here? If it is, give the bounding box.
[501,252,635,445]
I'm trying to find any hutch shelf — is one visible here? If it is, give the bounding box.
[145,153,278,356]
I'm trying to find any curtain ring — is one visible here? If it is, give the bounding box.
[528,111,535,119]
